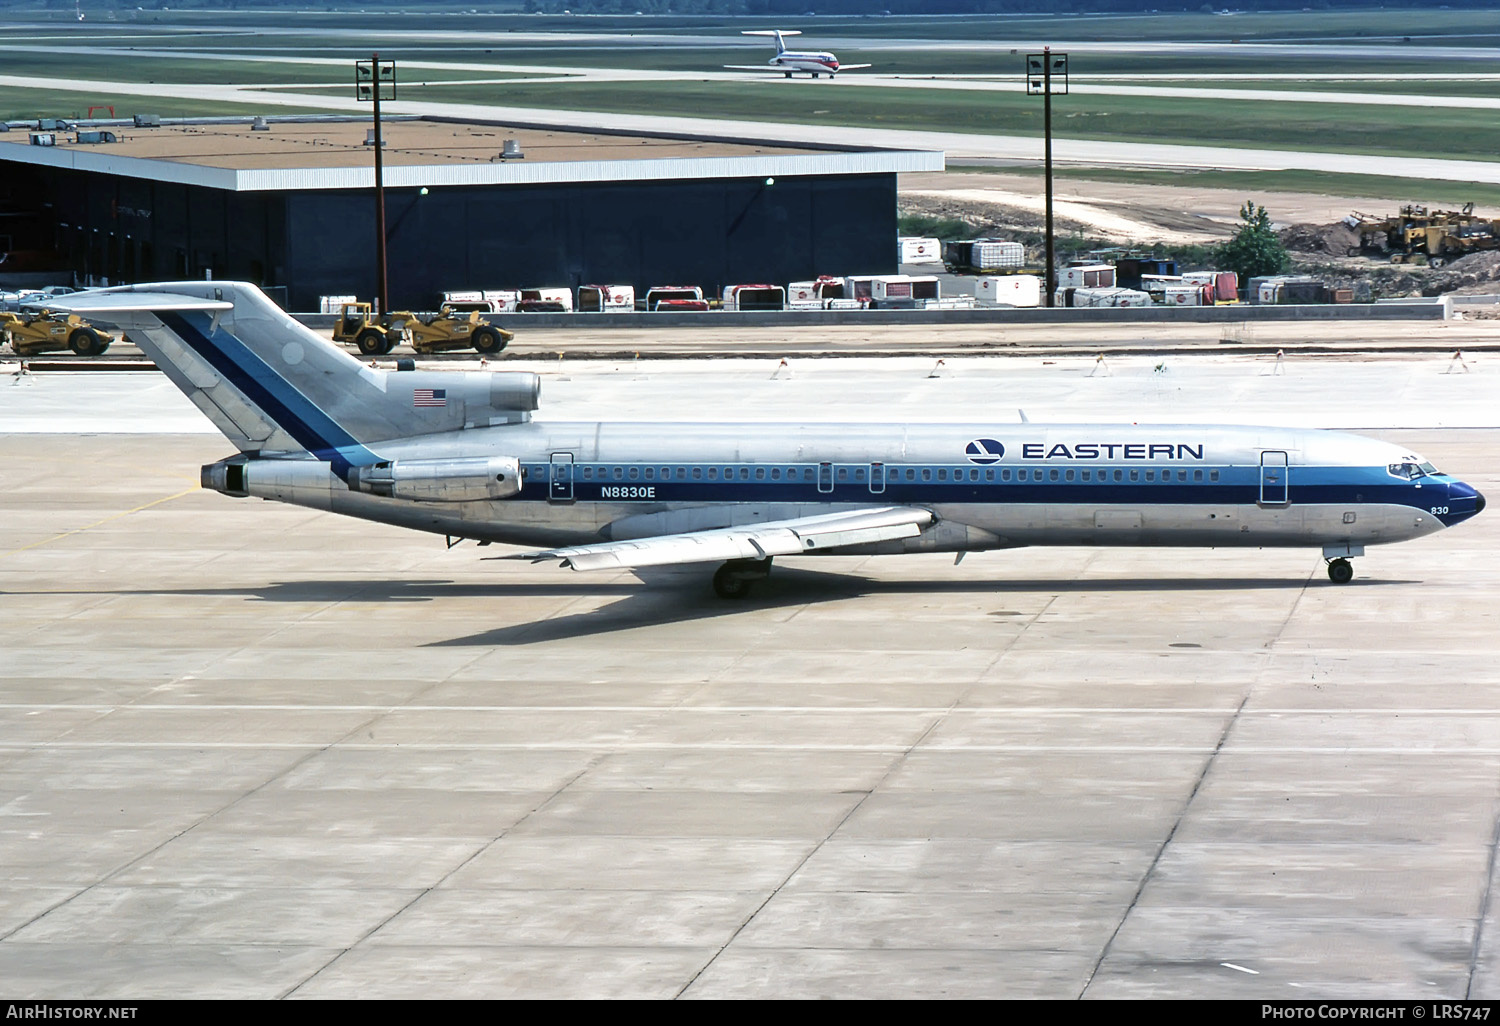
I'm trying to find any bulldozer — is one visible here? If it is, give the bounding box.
[331,302,512,356]
[1350,203,1500,267]
[0,310,114,357]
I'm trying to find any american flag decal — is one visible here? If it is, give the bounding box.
[413,388,447,408]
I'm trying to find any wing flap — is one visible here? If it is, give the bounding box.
[513,506,933,572]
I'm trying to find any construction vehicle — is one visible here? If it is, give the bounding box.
[1,309,113,357]
[332,302,512,357]
[1350,203,1500,267]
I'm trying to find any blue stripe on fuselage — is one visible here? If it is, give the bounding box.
[514,461,1448,513]
[159,310,378,478]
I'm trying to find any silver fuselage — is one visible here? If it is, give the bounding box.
[214,420,1480,558]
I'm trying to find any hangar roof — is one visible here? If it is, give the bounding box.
[0,115,941,191]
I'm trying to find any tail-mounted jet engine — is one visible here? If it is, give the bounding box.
[347,456,522,502]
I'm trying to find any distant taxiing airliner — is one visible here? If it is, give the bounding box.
[725,29,872,79]
[45,282,1484,599]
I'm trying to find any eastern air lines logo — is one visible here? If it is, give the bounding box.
[965,438,1005,465]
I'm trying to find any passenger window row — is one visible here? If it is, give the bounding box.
[527,464,1224,483]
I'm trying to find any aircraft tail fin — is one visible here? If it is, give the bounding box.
[742,28,799,53]
[47,282,539,479]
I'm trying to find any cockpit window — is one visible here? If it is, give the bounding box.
[1387,460,1441,480]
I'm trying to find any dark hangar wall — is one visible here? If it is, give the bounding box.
[12,163,898,311]
[286,173,898,312]
[17,166,289,297]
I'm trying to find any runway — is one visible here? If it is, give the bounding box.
[2,353,1498,997]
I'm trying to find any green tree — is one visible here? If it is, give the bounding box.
[1216,200,1289,281]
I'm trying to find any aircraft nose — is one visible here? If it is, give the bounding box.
[1442,480,1485,525]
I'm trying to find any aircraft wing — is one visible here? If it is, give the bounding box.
[836,63,873,70]
[512,505,933,571]
[723,64,783,72]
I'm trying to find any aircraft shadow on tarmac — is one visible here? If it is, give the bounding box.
[7,566,1410,646]
[2,564,1404,645]
[434,568,1413,647]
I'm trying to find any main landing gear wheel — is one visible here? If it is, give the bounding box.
[713,557,772,599]
[1327,558,1354,584]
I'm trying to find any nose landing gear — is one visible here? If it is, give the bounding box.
[1326,558,1354,584]
[713,557,773,599]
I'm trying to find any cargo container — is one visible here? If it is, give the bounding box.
[577,284,634,313]
[898,236,943,264]
[442,289,519,313]
[1061,286,1152,308]
[721,284,786,312]
[1249,275,1325,305]
[871,275,939,302]
[1158,284,1209,307]
[1180,270,1238,303]
[1114,257,1177,291]
[787,276,846,307]
[645,285,707,312]
[843,276,877,303]
[1058,263,1115,289]
[943,238,1026,272]
[319,294,359,314]
[975,274,1041,307]
[516,287,572,313]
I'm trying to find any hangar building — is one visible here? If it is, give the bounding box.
[0,115,942,311]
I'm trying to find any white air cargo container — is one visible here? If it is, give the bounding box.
[1058,264,1116,289]
[577,284,634,313]
[871,275,939,302]
[1159,285,1205,307]
[898,236,943,264]
[968,240,1025,270]
[843,276,877,303]
[443,290,519,313]
[319,295,358,314]
[975,274,1041,307]
[517,288,572,313]
[1181,270,1238,302]
[1063,286,1152,308]
[645,285,707,311]
[721,284,785,312]
[787,276,846,307]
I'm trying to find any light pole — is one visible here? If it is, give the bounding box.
[1026,48,1067,308]
[355,55,396,314]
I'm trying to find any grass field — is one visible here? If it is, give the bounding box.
[0,87,338,123]
[79,8,1500,43]
[291,77,1500,165]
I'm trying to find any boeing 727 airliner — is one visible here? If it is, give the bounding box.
[725,30,872,78]
[45,282,1484,598]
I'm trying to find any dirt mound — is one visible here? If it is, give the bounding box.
[1279,220,1361,256]
[1443,249,1500,274]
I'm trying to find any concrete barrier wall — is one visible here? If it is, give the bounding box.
[297,298,1449,331]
